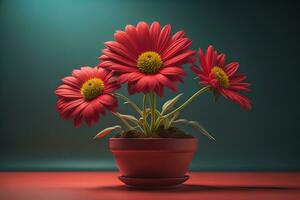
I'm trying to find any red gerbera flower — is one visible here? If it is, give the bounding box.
[55,66,120,127]
[191,45,252,110]
[98,21,195,97]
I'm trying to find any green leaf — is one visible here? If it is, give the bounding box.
[144,108,161,118]
[114,93,142,115]
[163,111,180,129]
[161,93,183,114]
[93,125,122,139]
[188,121,216,141]
[172,119,216,141]
[171,111,180,121]
[118,113,140,124]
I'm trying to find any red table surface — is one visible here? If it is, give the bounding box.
[0,172,300,200]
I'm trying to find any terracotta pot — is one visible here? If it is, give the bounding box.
[109,138,197,188]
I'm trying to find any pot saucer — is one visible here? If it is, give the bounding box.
[119,175,189,189]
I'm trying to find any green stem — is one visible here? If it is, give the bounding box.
[111,112,133,130]
[150,92,156,133]
[142,94,150,136]
[164,86,210,118]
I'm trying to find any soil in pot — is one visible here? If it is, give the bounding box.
[114,126,194,138]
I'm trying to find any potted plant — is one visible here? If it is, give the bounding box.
[55,21,251,188]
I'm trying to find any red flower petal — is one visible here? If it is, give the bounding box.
[97,60,111,68]
[127,71,145,82]
[114,30,139,55]
[82,104,98,127]
[124,25,142,54]
[60,99,85,120]
[190,65,202,74]
[56,99,66,112]
[108,64,138,72]
[93,67,110,80]
[229,85,251,92]
[98,54,109,61]
[92,99,106,115]
[137,21,151,51]
[191,69,210,82]
[205,45,217,69]
[230,82,251,87]
[104,83,121,93]
[198,49,210,75]
[159,66,187,76]
[55,85,82,99]
[220,88,252,110]
[72,68,90,83]
[229,74,247,83]
[216,53,226,68]
[155,73,178,92]
[164,49,194,67]
[98,94,118,111]
[128,82,138,95]
[74,114,83,128]
[225,62,239,77]
[229,82,251,92]
[71,101,89,123]
[171,31,185,42]
[105,41,136,61]
[162,38,192,60]
[157,24,171,54]
[102,49,136,67]
[154,84,164,97]
[136,75,158,92]
[116,73,131,84]
[62,76,81,89]
[81,66,98,77]
[150,21,161,51]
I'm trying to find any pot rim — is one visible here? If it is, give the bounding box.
[109,137,197,140]
[109,137,198,152]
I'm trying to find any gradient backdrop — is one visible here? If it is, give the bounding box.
[1,0,299,171]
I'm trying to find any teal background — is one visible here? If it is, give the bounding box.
[1,0,299,171]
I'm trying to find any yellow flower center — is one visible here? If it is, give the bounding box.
[80,78,105,101]
[211,66,229,88]
[137,51,163,74]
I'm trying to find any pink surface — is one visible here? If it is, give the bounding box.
[1,172,300,200]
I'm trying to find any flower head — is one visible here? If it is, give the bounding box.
[55,66,120,127]
[98,21,195,97]
[191,45,252,110]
